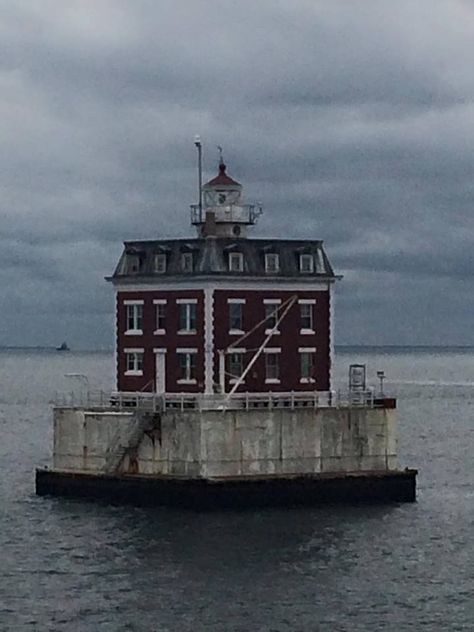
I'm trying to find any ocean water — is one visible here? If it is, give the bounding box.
[0,347,473,631]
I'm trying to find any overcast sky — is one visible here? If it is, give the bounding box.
[1,0,473,348]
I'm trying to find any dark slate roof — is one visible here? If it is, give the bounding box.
[203,163,241,188]
[111,238,337,281]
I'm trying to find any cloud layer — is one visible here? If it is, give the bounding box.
[1,0,473,347]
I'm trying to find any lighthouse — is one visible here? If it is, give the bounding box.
[110,153,337,399]
[36,146,417,508]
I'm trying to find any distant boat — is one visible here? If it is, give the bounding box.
[56,342,70,351]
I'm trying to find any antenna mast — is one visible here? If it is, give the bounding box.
[194,135,203,221]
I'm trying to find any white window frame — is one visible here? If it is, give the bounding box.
[299,254,314,273]
[264,347,281,384]
[154,253,167,273]
[124,300,143,335]
[228,298,245,334]
[299,299,316,334]
[265,253,280,273]
[177,348,197,384]
[153,299,167,335]
[228,252,244,272]
[299,347,316,384]
[263,299,281,335]
[177,299,198,334]
[124,348,144,376]
[227,348,246,384]
[181,252,194,273]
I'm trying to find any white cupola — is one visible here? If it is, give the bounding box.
[190,156,262,239]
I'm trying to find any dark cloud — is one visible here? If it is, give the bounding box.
[0,0,473,347]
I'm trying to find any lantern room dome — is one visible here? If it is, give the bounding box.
[203,162,241,188]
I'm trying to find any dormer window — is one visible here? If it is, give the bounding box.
[127,255,140,274]
[154,254,167,273]
[265,253,279,273]
[181,252,194,273]
[299,254,314,273]
[229,252,244,272]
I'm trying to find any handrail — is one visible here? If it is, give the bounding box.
[54,389,378,412]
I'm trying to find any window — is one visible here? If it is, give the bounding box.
[125,302,143,333]
[299,254,314,273]
[265,253,279,273]
[125,349,144,375]
[181,252,193,272]
[177,350,197,383]
[265,304,278,330]
[228,352,244,382]
[265,351,280,383]
[178,300,197,333]
[127,255,140,273]
[228,252,244,272]
[218,193,226,204]
[154,254,167,273]
[154,300,166,333]
[299,348,316,383]
[229,303,243,332]
[299,300,315,333]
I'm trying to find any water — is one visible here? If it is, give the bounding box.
[0,347,473,631]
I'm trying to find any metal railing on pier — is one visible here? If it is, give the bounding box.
[53,389,376,412]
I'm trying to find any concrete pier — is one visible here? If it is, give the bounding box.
[35,399,417,507]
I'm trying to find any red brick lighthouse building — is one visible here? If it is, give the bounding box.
[109,153,338,397]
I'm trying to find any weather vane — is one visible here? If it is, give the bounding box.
[217,145,224,165]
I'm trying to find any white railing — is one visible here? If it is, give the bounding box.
[54,389,377,412]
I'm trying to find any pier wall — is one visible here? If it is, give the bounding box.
[52,406,397,477]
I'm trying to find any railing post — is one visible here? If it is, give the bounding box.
[291,391,294,410]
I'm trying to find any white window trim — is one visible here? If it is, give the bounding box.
[263,347,281,353]
[299,254,314,273]
[228,349,246,384]
[265,378,281,384]
[124,348,144,376]
[298,299,317,305]
[227,298,246,304]
[154,300,166,335]
[265,253,280,273]
[181,252,194,272]
[153,348,167,353]
[264,301,280,335]
[299,348,316,384]
[300,328,316,335]
[125,302,143,335]
[177,349,198,384]
[229,252,244,272]
[178,301,197,334]
[229,329,245,335]
[154,253,167,273]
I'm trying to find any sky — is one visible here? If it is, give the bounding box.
[1,0,473,348]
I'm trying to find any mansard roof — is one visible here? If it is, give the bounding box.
[110,238,337,281]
